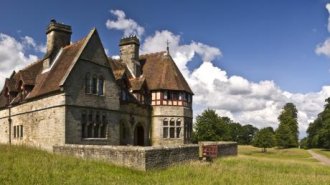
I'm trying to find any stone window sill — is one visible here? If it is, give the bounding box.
[82,138,107,141]
[85,93,105,97]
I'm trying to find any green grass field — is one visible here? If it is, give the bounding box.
[0,144,330,185]
[312,148,330,158]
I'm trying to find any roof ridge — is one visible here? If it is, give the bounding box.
[17,37,87,73]
[63,36,87,49]
[139,51,166,58]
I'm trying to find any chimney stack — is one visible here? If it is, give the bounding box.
[119,36,141,77]
[44,19,72,69]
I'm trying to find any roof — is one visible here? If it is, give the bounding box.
[140,52,193,94]
[0,30,88,108]
[0,28,193,109]
[18,60,44,85]
[129,77,146,91]
[27,37,86,99]
[108,58,126,80]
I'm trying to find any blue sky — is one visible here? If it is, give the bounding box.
[1,0,330,93]
[2,0,330,136]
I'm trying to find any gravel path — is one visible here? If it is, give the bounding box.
[308,150,330,166]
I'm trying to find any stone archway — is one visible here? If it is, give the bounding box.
[134,123,145,146]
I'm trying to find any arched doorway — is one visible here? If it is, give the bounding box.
[134,124,144,146]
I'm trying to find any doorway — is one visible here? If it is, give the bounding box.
[134,124,144,146]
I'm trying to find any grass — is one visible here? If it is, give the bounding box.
[312,148,330,158]
[0,144,330,185]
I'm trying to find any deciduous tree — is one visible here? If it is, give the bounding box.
[253,128,275,152]
[276,103,299,148]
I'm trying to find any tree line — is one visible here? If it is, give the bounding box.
[192,109,259,145]
[193,102,299,152]
[303,97,330,149]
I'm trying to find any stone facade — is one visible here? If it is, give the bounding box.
[0,93,66,151]
[53,142,237,171]
[0,20,194,152]
[151,106,192,145]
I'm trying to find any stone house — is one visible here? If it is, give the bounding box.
[0,20,193,151]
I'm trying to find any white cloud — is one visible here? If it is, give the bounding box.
[141,30,221,78]
[327,3,330,32]
[139,26,326,139]
[22,36,46,53]
[315,38,330,57]
[105,10,330,138]
[315,3,330,57]
[106,9,145,38]
[0,33,39,88]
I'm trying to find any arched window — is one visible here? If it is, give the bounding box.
[94,112,100,138]
[170,118,175,138]
[98,76,104,96]
[87,111,93,138]
[85,73,91,94]
[81,112,87,138]
[100,115,107,138]
[163,118,169,138]
[176,119,181,138]
[92,75,97,94]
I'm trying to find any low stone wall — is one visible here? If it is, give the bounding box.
[53,142,237,171]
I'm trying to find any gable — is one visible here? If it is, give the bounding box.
[80,29,109,67]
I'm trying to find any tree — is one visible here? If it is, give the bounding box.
[307,117,323,148]
[299,137,308,149]
[239,124,259,145]
[276,103,299,148]
[306,97,330,149]
[253,128,275,152]
[193,108,259,144]
[227,122,242,142]
[193,109,228,141]
[275,123,295,148]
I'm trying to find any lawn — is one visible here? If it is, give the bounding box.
[312,148,330,158]
[0,144,329,185]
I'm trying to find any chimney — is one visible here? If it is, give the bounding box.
[119,36,141,77]
[43,19,72,69]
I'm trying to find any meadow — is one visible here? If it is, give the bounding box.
[312,148,330,158]
[0,144,330,185]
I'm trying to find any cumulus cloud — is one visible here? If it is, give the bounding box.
[140,28,329,138]
[315,38,330,57]
[105,10,330,138]
[315,3,330,57]
[22,36,46,53]
[327,4,330,32]
[106,9,145,38]
[141,30,221,77]
[0,33,40,88]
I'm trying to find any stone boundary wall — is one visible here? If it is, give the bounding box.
[53,142,237,171]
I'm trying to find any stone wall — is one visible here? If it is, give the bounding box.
[53,141,237,171]
[0,93,66,151]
